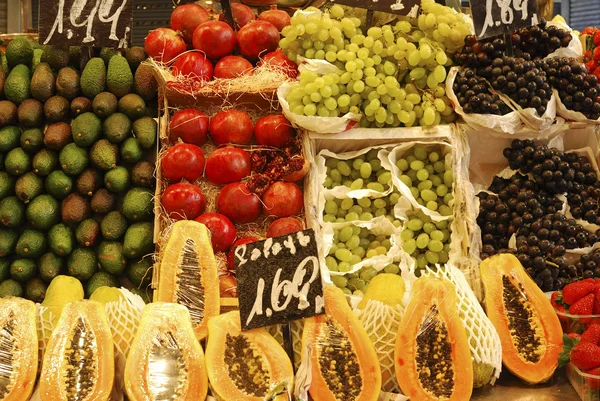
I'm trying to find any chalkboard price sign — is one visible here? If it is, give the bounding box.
[470,0,539,40]
[235,229,324,331]
[332,0,420,17]
[38,0,133,48]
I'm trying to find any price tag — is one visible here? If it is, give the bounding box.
[38,0,133,48]
[332,0,420,17]
[235,229,325,331]
[470,0,539,40]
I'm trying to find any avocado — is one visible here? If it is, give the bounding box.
[32,149,58,176]
[39,252,63,282]
[90,139,118,171]
[31,48,43,71]
[131,161,155,188]
[100,47,119,66]
[0,196,25,227]
[25,277,47,303]
[61,193,91,225]
[31,62,56,102]
[120,137,143,163]
[15,172,44,203]
[103,113,131,144]
[76,168,102,197]
[10,259,37,283]
[0,259,10,282]
[92,92,118,118]
[0,101,17,127]
[41,45,70,70]
[4,65,31,105]
[134,63,158,101]
[122,187,153,222]
[26,194,60,230]
[132,117,157,149]
[0,229,18,257]
[118,93,146,120]
[98,241,126,275]
[44,122,72,150]
[4,148,31,176]
[0,173,15,200]
[6,37,33,68]
[125,47,146,71]
[107,55,133,98]
[0,279,23,297]
[44,95,70,122]
[75,219,100,248]
[59,143,89,176]
[0,51,7,74]
[123,223,153,259]
[67,248,97,281]
[127,258,153,286]
[48,223,74,256]
[85,271,120,298]
[17,99,44,127]
[71,112,102,147]
[15,229,46,258]
[100,211,128,240]
[45,170,72,199]
[71,97,92,117]
[90,188,116,214]
[104,166,129,193]
[81,58,106,99]
[0,126,21,152]
[56,67,81,100]
[20,128,44,153]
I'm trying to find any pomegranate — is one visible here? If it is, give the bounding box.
[205,146,251,185]
[219,274,238,297]
[193,21,237,60]
[217,182,262,224]
[228,236,260,271]
[258,10,291,32]
[195,213,237,252]
[254,114,295,148]
[258,51,299,78]
[169,108,209,146]
[267,217,303,238]
[284,157,310,182]
[144,28,186,63]
[170,4,210,43]
[262,182,303,217]
[161,143,205,182]
[237,21,280,60]
[209,110,253,145]
[220,3,256,29]
[214,56,253,79]
[172,52,213,82]
[162,183,206,220]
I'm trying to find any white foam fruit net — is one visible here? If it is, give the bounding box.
[104,288,146,357]
[37,304,56,357]
[423,264,502,383]
[267,319,305,371]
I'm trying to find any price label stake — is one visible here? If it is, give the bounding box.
[235,229,325,332]
[470,0,539,40]
[38,0,133,48]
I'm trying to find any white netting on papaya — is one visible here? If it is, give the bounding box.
[357,300,404,393]
[104,288,146,357]
[36,304,55,356]
[422,265,502,385]
[266,319,305,371]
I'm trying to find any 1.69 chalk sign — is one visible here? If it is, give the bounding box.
[38,0,132,47]
[470,0,539,40]
[235,229,324,331]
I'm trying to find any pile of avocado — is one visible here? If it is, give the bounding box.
[0,38,159,303]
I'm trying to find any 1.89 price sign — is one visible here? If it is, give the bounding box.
[470,0,539,40]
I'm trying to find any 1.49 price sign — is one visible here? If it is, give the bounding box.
[235,229,324,331]
[470,0,539,40]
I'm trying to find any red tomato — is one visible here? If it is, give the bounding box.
[172,52,214,82]
[193,21,237,60]
[169,108,209,146]
[217,182,262,224]
[170,4,210,43]
[228,236,260,271]
[254,114,295,148]
[144,28,187,63]
[205,146,251,185]
[162,143,205,182]
[209,110,254,145]
[284,157,310,182]
[195,213,237,252]
[258,51,299,78]
[258,10,291,32]
[237,21,280,61]
[214,56,254,79]
[267,217,303,238]
[162,183,206,220]
[262,182,303,218]
[219,3,256,29]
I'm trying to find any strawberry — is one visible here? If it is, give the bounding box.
[551,291,561,308]
[587,59,599,73]
[594,286,600,314]
[563,279,596,305]
[583,27,597,36]
[571,342,600,370]
[571,294,596,316]
[582,324,600,345]
[569,333,582,340]
[585,367,600,391]
[594,46,600,62]
[595,66,600,81]
[595,31,600,47]
[585,49,593,62]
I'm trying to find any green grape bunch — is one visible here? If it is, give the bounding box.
[401,210,452,270]
[332,263,399,296]
[323,150,392,192]
[326,225,393,273]
[323,192,402,225]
